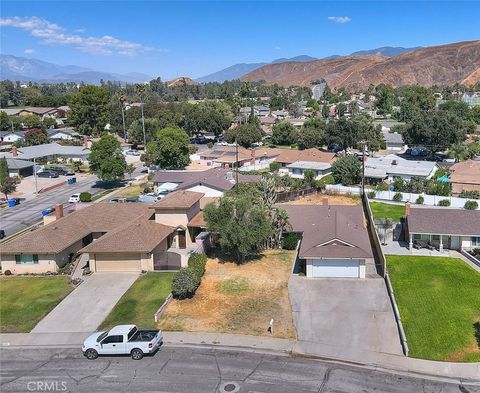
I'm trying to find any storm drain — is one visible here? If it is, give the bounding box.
[219,382,240,393]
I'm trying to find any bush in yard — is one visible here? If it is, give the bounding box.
[4,270,12,276]
[464,200,479,210]
[393,192,403,202]
[269,162,280,172]
[79,192,92,202]
[187,253,208,280]
[438,199,451,206]
[172,268,200,299]
[415,195,424,205]
[367,190,376,199]
[282,233,300,250]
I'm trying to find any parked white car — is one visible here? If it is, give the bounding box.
[68,193,80,203]
[82,325,163,360]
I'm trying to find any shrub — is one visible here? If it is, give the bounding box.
[376,183,389,191]
[283,233,300,250]
[315,174,335,190]
[464,200,479,210]
[459,190,480,200]
[473,248,480,257]
[393,192,403,202]
[269,162,280,172]
[415,195,424,205]
[143,185,153,193]
[4,270,12,276]
[367,190,376,199]
[438,199,451,206]
[172,268,200,299]
[79,192,92,202]
[207,142,213,149]
[187,253,208,280]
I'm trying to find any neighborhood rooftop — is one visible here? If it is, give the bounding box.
[150,190,204,209]
[0,143,90,160]
[365,154,437,178]
[407,207,480,236]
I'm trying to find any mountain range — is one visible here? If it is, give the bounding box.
[241,40,480,90]
[0,55,152,84]
[195,47,418,83]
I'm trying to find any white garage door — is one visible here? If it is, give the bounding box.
[95,254,141,272]
[311,259,360,278]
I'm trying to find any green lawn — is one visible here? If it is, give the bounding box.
[387,255,480,362]
[99,273,174,330]
[0,277,73,333]
[370,202,405,221]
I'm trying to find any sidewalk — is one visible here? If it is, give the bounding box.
[1,331,479,382]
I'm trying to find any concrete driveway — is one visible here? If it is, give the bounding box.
[32,273,139,333]
[289,275,403,355]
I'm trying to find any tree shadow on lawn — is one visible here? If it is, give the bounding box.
[208,247,262,265]
[474,322,480,349]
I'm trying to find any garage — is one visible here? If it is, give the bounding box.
[95,253,142,272]
[310,259,361,278]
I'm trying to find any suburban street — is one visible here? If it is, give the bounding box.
[0,347,475,393]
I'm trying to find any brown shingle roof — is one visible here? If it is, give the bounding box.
[407,207,480,236]
[80,215,174,253]
[450,160,480,185]
[0,204,149,255]
[22,107,58,115]
[151,190,204,209]
[274,148,336,165]
[188,211,207,228]
[281,205,373,259]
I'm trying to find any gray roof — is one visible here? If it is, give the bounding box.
[152,168,258,192]
[407,207,480,236]
[281,205,373,259]
[0,131,25,138]
[286,161,332,171]
[5,157,34,170]
[0,143,90,160]
[47,127,77,137]
[365,154,436,179]
[0,108,22,116]
[383,131,404,145]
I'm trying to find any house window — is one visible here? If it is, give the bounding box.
[15,254,39,264]
[413,234,429,241]
[431,235,441,242]
[472,237,480,247]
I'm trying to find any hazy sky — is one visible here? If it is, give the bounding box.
[1,1,479,79]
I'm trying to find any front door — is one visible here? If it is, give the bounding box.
[178,230,186,249]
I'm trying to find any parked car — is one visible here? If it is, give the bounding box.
[138,193,160,203]
[49,166,75,176]
[0,230,6,240]
[69,193,80,203]
[38,170,59,178]
[410,146,430,157]
[125,149,141,156]
[82,324,163,360]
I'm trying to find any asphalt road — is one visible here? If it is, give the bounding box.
[0,347,476,393]
[0,165,146,237]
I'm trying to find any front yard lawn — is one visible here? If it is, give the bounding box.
[159,250,296,339]
[387,255,480,362]
[0,277,73,333]
[99,273,174,330]
[370,202,404,221]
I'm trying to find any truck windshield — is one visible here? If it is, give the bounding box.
[96,332,108,343]
[127,327,138,341]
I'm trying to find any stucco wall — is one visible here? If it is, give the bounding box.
[1,254,58,274]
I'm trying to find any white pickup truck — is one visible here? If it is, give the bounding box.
[82,324,163,360]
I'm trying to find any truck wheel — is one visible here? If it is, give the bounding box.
[131,348,144,360]
[85,349,98,360]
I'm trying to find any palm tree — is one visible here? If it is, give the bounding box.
[377,218,394,245]
[117,91,127,141]
[271,208,292,249]
[134,84,147,149]
[449,143,466,162]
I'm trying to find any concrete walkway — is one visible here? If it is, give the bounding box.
[31,273,139,333]
[1,331,479,382]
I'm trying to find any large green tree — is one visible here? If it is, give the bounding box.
[224,123,262,148]
[68,85,110,135]
[128,118,160,145]
[89,133,127,181]
[375,84,395,115]
[183,101,232,136]
[331,155,362,185]
[272,121,296,146]
[144,127,190,169]
[297,117,326,149]
[204,194,273,263]
[0,157,16,200]
[0,111,10,131]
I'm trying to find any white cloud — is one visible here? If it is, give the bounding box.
[23,48,35,54]
[0,16,164,56]
[328,16,351,24]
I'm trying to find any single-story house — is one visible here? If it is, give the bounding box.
[4,157,34,177]
[364,154,437,183]
[0,191,209,274]
[0,143,90,162]
[382,131,406,151]
[282,203,374,278]
[449,160,480,194]
[0,131,25,144]
[0,108,22,116]
[286,161,332,180]
[47,127,79,141]
[18,107,61,120]
[153,168,258,198]
[405,205,480,252]
[286,118,305,128]
[275,148,336,168]
[271,110,288,119]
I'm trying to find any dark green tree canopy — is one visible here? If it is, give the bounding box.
[224,123,263,148]
[88,133,127,181]
[143,127,190,169]
[272,121,296,146]
[331,155,361,186]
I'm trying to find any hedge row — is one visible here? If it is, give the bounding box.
[172,253,208,299]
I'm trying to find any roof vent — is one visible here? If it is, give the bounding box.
[392,159,398,165]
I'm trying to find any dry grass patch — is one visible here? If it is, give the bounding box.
[279,193,361,206]
[159,250,296,339]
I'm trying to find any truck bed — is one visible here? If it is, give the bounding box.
[129,330,159,342]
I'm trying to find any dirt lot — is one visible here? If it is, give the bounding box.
[279,192,361,206]
[159,250,297,339]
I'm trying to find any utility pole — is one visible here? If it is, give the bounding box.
[361,141,367,196]
[235,138,239,193]
[33,157,38,195]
